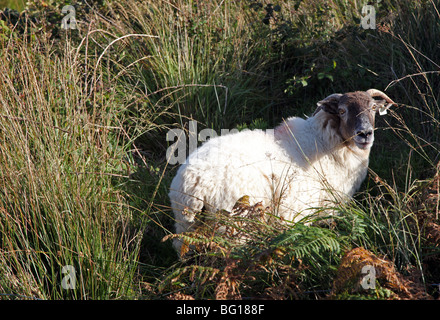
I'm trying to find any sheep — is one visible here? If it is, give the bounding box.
[168,89,396,254]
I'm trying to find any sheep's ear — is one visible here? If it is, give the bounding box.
[314,93,342,116]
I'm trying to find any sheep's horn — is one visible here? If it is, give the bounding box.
[366,89,396,106]
[366,89,397,115]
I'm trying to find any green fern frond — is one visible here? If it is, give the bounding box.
[270,224,341,259]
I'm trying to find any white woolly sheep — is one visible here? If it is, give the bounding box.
[169,89,396,254]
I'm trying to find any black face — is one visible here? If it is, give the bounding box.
[337,93,377,150]
[317,91,380,150]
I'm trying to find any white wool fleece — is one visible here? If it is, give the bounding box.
[169,110,370,251]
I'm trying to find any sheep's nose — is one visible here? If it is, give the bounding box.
[356,129,373,139]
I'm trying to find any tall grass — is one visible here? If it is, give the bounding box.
[0,26,141,299]
[95,0,278,132]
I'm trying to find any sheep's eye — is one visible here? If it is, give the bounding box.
[371,104,377,111]
[338,109,346,115]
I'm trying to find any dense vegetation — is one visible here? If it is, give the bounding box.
[0,0,439,300]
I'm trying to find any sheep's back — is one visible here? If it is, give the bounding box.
[170,129,295,215]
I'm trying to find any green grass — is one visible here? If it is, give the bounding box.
[0,0,25,11]
[0,20,142,299]
[0,0,439,300]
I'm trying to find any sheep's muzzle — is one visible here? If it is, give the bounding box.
[353,118,374,150]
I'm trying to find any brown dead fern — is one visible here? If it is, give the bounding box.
[331,247,431,299]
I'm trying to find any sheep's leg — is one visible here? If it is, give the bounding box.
[172,219,194,255]
[169,191,205,255]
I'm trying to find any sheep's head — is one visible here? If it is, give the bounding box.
[314,89,396,150]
